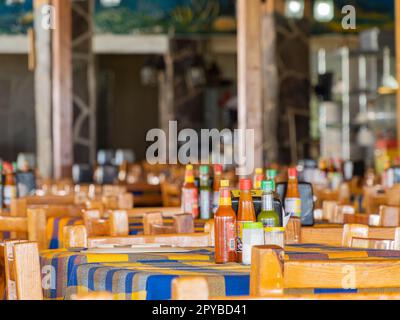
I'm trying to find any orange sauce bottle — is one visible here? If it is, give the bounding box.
[284,167,301,218]
[181,164,199,218]
[215,180,237,264]
[236,178,256,263]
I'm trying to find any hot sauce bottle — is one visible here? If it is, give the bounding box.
[199,165,211,219]
[215,180,237,264]
[284,167,301,218]
[236,178,256,263]
[3,162,17,209]
[181,164,199,218]
[212,164,223,214]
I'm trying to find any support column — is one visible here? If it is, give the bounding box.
[52,0,73,179]
[396,0,400,148]
[237,0,264,170]
[33,0,52,179]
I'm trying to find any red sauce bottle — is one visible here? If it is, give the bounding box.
[215,180,237,264]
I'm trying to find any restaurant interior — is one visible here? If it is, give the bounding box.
[1,0,400,302]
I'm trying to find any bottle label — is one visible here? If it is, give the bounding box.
[212,191,219,214]
[236,221,251,253]
[260,217,278,228]
[285,198,301,218]
[3,186,16,207]
[215,216,236,263]
[199,190,211,219]
[181,188,199,218]
[227,221,236,252]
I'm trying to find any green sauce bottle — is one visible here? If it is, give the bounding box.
[257,180,280,227]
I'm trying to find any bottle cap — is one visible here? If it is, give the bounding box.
[199,165,209,174]
[220,180,229,188]
[261,180,274,193]
[288,167,297,178]
[214,164,223,174]
[186,164,193,171]
[243,222,263,229]
[255,168,263,175]
[266,169,277,180]
[239,178,252,191]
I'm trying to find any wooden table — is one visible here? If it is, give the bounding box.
[40,244,400,300]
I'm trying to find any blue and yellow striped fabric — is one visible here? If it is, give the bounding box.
[40,244,400,300]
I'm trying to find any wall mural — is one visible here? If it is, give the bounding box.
[0,0,395,35]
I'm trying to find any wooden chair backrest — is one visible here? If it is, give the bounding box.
[4,241,43,300]
[83,210,129,237]
[0,209,47,250]
[143,212,163,235]
[322,201,337,222]
[379,206,400,227]
[161,182,181,207]
[332,205,355,224]
[342,224,369,247]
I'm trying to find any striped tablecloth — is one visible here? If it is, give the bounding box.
[39,244,400,300]
[46,217,207,249]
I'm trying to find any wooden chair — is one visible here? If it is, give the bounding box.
[143,212,194,235]
[4,241,43,300]
[0,209,47,250]
[161,182,181,207]
[332,205,355,224]
[172,246,400,300]
[83,210,129,237]
[322,201,337,222]
[64,225,211,249]
[363,186,387,215]
[379,206,400,227]
[342,224,369,247]
[3,240,114,300]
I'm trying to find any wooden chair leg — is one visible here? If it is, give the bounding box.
[10,198,28,239]
[171,277,209,300]
[250,245,284,297]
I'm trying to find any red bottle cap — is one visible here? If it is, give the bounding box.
[239,178,252,191]
[288,167,297,178]
[214,164,223,174]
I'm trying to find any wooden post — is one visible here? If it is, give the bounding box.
[27,209,47,251]
[34,0,53,179]
[396,0,400,148]
[237,0,264,170]
[52,0,73,179]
